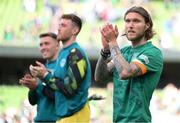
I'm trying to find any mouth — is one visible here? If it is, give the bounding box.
[121,33,126,36]
[128,30,135,34]
[127,31,136,37]
[41,50,47,56]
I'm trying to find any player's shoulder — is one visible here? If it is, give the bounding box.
[69,47,84,55]
[120,45,132,53]
[68,48,84,61]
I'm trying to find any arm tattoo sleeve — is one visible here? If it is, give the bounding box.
[95,55,113,82]
[130,63,142,77]
[107,60,115,72]
[110,44,132,77]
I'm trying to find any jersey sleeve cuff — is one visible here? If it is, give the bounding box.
[43,72,53,83]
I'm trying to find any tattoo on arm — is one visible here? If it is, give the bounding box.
[95,55,113,82]
[107,60,115,72]
[109,43,145,79]
[130,63,142,77]
[110,45,131,73]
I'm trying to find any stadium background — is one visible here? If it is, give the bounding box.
[0,0,180,122]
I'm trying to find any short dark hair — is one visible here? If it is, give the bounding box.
[124,6,155,40]
[61,14,82,35]
[39,32,57,40]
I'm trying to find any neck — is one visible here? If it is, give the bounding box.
[47,51,59,62]
[62,36,76,48]
[131,37,147,48]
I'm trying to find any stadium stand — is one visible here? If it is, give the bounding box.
[0,0,180,87]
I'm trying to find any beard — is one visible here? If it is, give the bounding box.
[126,32,145,42]
[57,35,70,43]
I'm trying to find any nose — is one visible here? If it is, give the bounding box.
[58,24,61,31]
[128,21,134,28]
[58,29,60,33]
[40,44,46,52]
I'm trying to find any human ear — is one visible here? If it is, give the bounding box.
[145,23,150,30]
[72,27,79,35]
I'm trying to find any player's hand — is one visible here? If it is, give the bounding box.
[29,65,36,77]
[100,27,109,50]
[19,74,38,90]
[29,61,47,79]
[101,23,119,43]
[114,25,119,39]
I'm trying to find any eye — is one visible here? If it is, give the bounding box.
[125,19,130,23]
[133,19,141,23]
[45,42,49,45]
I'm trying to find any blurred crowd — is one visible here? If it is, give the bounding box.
[1,1,180,122]
[0,83,180,123]
[0,99,35,123]
[1,0,180,49]
[151,83,180,123]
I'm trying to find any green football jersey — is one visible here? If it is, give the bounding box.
[113,41,163,122]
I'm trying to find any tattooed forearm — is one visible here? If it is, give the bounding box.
[107,60,115,72]
[109,42,132,79]
[130,63,142,77]
[95,55,113,82]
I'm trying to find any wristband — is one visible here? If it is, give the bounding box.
[101,49,111,59]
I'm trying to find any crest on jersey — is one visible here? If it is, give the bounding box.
[60,58,66,67]
[139,54,149,64]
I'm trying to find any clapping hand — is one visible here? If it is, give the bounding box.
[19,74,38,90]
[29,61,47,79]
